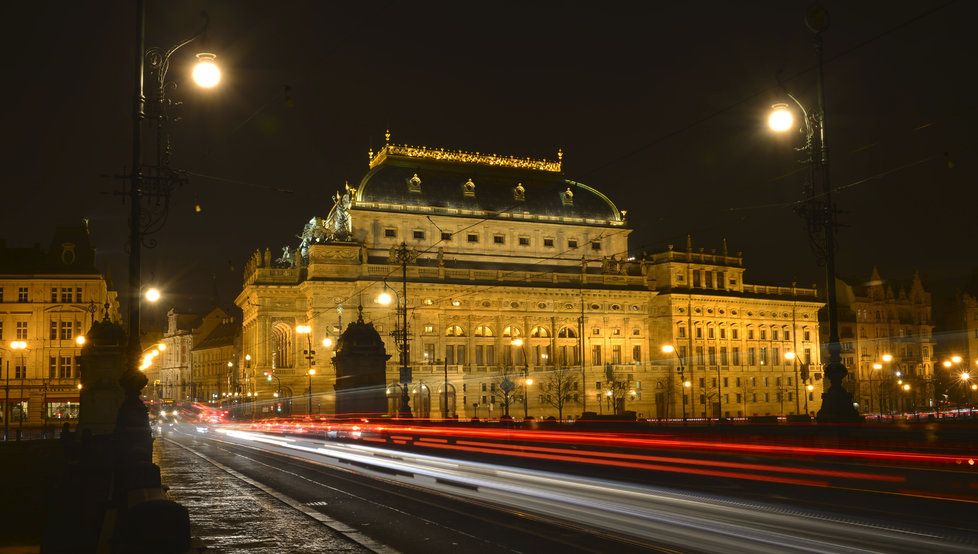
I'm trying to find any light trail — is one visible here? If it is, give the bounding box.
[185,427,978,553]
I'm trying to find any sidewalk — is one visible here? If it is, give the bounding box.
[154,436,369,553]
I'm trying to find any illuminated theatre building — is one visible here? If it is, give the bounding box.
[236,135,824,419]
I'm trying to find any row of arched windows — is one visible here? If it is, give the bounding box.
[437,324,578,338]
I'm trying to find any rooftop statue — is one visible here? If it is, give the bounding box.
[330,187,354,242]
[275,245,294,268]
[297,216,328,259]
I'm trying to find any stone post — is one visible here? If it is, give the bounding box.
[334,308,390,417]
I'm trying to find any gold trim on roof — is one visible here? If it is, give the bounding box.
[369,143,562,173]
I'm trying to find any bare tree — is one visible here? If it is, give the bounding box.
[604,364,633,416]
[541,366,580,420]
[491,368,520,418]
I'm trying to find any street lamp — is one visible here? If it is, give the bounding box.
[662,344,688,421]
[121,5,223,498]
[766,4,858,423]
[191,53,221,88]
[785,351,802,415]
[376,268,414,418]
[2,342,25,441]
[510,338,531,419]
[144,287,161,303]
[767,103,794,132]
[306,368,316,415]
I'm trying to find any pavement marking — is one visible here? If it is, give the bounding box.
[165,437,400,554]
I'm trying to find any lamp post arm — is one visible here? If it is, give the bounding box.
[145,11,210,88]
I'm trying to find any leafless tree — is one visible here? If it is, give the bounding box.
[604,364,633,416]
[491,367,520,417]
[541,366,580,420]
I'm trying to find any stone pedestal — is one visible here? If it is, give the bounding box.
[334,310,390,417]
[77,318,128,436]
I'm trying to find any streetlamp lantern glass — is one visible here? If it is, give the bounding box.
[145,288,161,303]
[192,53,221,88]
[375,291,393,306]
[881,353,893,363]
[767,103,794,132]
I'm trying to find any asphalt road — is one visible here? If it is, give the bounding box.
[165,426,978,553]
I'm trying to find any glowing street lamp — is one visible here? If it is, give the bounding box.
[75,335,87,346]
[662,344,688,421]
[951,355,963,365]
[191,53,221,88]
[767,103,794,132]
[145,288,161,303]
[510,338,530,419]
[375,291,393,306]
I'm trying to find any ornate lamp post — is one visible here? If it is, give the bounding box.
[662,344,689,422]
[376,267,415,418]
[511,338,531,419]
[766,4,859,422]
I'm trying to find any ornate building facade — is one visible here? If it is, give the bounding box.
[0,225,120,428]
[647,244,824,419]
[236,135,824,420]
[144,307,228,403]
[834,268,935,414]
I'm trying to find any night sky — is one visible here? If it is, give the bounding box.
[3,1,974,318]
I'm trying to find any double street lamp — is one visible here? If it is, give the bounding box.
[766,4,859,422]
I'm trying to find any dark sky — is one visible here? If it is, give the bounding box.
[2,1,974,318]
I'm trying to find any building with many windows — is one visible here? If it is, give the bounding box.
[0,225,120,429]
[146,307,228,402]
[833,268,935,414]
[647,243,824,419]
[190,315,241,406]
[236,135,823,420]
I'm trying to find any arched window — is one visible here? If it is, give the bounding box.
[271,322,294,368]
[530,326,550,338]
[503,326,522,337]
[445,325,465,337]
[557,326,577,338]
[474,325,494,337]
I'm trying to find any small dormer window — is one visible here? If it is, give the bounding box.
[462,178,476,198]
[513,183,526,201]
[561,187,574,206]
[407,173,422,193]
